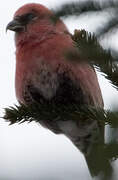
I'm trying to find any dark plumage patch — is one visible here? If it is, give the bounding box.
[52,73,85,104]
[23,72,85,106]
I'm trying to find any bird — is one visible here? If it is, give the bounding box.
[6,3,106,177]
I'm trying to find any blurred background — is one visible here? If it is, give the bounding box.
[1,0,118,179]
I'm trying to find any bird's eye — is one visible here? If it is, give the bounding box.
[24,13,36,21]
[16,13,37,25]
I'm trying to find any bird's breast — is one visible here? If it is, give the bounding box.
[19,62,86,106]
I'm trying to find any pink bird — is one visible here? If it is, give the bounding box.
[7,3,111,178]
[6,3,104,153]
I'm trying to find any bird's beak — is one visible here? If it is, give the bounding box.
[6,19,24,32]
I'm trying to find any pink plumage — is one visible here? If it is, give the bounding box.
[7,4,104,146]
[7,3,103,107]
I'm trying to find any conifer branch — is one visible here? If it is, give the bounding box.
[96,16,118,38]
[71,29,118,89]
[53,1,117,18]
[3,103,118,160]
[53,1,118,38]
[3,103,118,128]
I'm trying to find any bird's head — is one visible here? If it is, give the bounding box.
[6,3,68,34]
[6,3,54,33]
